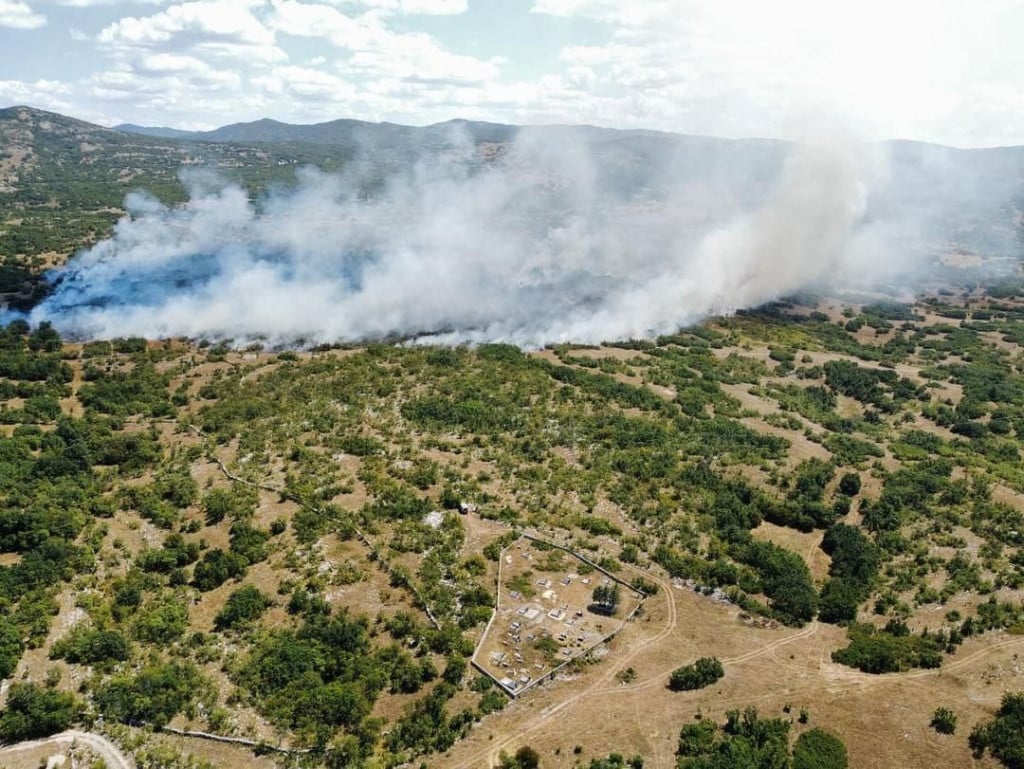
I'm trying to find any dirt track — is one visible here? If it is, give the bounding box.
[0,730,133,769]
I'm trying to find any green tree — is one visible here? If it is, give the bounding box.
[192,548,247,591]
[229,521,270,564]
[27,322,62,353]
[0,617,22,678]
[677,707,791,768]
[133,596,188,644]
[838,473,861,497]
[500,745,541,769]
[588,754,644,769]
[969,692,1024,767]
[0,682,81,741]
[50,625,130,668]
[94,661,207,727]
[591,583,621,616]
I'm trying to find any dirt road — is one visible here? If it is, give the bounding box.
[0,730,133,769]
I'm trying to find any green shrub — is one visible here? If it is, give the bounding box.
[669,657,724,691]
[793,728,848,769]
[930,707,958,735]
[132,596,188,644]
[0,617,22,678]
[215,585,271,630]
[832,622,943,673]
[51,625,130,667]
[192,548,247,591]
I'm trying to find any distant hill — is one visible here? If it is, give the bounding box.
[114,115,523,147]
[110,114,1024,232]
[115,123,196,140]
[2,104,1024,264]
[0,106,356,260]
[104,109,794,207]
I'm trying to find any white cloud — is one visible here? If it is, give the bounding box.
[355,0,467,14]
[0,0,46,28]
[4,0,1024,146]
[0,78,70,110]
[526,0,1024,146]
[85,66,260,121]
[94,0,287,75]
[266,1,361,46]
[268,0,499,84]
[530,0,611,16]
[251,64,354,100]
[41,0,165,7]
[98,0,273,46]
[137,52,241,86]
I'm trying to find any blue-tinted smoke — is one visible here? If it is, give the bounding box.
[14,130,959,346]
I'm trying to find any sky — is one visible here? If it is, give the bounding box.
[0,0,1023,146]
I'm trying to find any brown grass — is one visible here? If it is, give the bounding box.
[752,522,830,582]
[443,571,1022,769]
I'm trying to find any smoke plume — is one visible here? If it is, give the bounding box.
[16,127,1001,347]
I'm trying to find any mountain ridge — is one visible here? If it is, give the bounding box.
[113,123,196,139]
[8,103,1024,155]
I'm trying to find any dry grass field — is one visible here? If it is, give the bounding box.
[445,575,1022,769]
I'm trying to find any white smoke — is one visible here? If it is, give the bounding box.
[23,129,916,346]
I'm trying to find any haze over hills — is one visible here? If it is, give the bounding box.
[115,110,1024,257]
[10,105,1024,237]
[113,123,197,140]
[114,113,717,147]
[44,106,1024,224]
[2,103,1023,344]
[6,104,1024,200]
